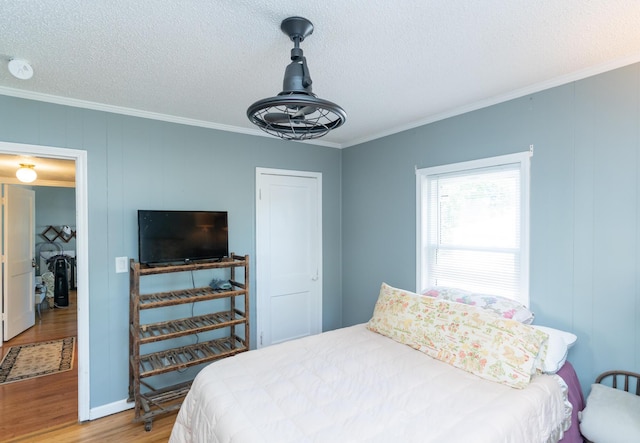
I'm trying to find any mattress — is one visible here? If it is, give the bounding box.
[170,324,571,443]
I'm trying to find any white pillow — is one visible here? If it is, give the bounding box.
[579,383,640,443]
[530,325,577,374]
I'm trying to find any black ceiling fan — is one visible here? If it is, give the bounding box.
[246,16,347,141]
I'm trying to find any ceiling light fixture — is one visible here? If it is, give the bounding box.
[8,58,34,80]
[16,164,37,183]
[247,16,346,141]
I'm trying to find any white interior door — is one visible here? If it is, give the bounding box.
[256,168,322,348]
[3,185,36,341]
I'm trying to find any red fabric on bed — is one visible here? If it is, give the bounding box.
[557,361,585,443]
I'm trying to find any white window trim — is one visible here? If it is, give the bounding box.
[415,150,532,306]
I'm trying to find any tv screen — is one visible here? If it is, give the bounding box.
[138,210,229,265]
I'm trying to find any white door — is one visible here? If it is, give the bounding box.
[3,185,36,341]
[256,168,322,348]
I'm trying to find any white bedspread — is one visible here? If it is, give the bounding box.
[170,324,570,443]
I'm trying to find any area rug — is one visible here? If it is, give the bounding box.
[0,337,75,384]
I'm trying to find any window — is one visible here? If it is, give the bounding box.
[416,151,531,306]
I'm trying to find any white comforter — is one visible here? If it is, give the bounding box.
[170,324,570,443]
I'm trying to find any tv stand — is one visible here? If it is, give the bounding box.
[128,253,249,431]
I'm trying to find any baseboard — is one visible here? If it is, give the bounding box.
[88,398,134,421]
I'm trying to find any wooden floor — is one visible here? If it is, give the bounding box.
[0,291,174,442]
[5,409,176,442]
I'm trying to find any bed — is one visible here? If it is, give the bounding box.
[170,284,582,443]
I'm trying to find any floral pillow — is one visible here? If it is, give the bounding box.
[368,283,548,389]
[423,286,535,324]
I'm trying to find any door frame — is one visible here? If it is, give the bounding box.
[0,141,89,422]
[255,167,323,348]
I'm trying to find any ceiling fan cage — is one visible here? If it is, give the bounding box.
[246,16,346,141]
[247,94,346,141]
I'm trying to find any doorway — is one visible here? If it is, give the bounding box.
[255,167,322,348]
[0,141,89,423]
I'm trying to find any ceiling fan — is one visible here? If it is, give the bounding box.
[246,16,347,141]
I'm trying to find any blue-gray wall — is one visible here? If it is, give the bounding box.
[1,60,639,411]
[0,97,343,409]
[35,186,77,259]
[342,63,640,392]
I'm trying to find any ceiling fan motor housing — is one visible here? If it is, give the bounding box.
[281,56,313,95]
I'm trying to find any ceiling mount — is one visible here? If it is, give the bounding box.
[246,16,346,141]
[280,16,314,42]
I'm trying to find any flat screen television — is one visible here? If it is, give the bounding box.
[138,210,229,265]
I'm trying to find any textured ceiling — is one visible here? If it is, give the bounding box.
[1,1,640,148]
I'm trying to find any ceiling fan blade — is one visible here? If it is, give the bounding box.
[265,109,313,124]
[293,106,316,118]
[264,105,317,124]
[264,113,291,123]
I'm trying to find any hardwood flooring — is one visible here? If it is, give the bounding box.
[1,293,78,440]
[1,291,174,442]
[4,409,175,442]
